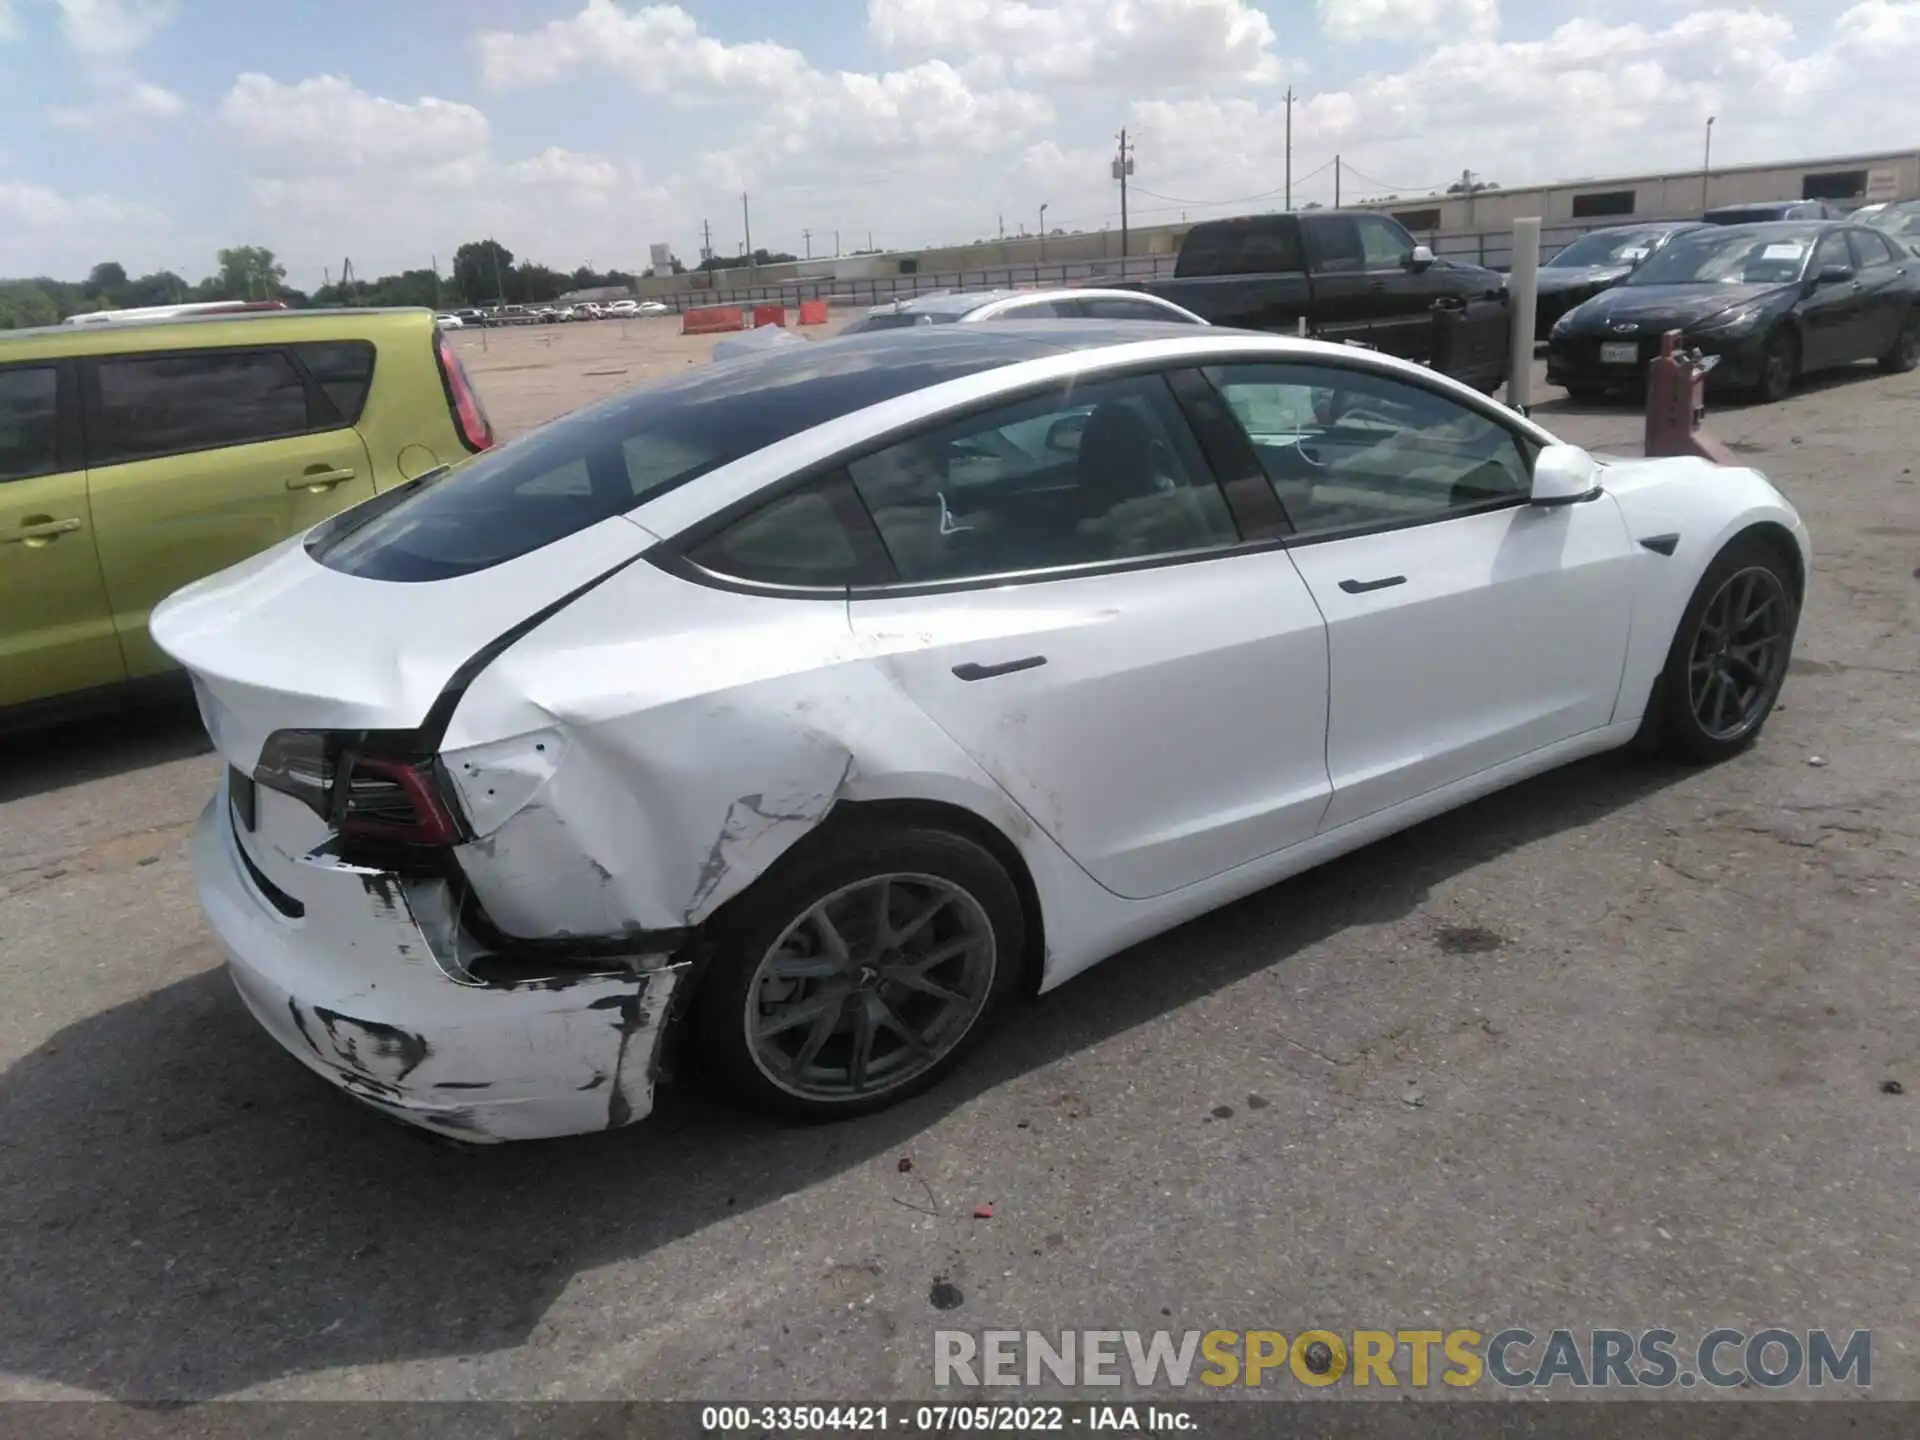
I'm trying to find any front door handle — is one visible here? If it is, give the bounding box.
[289,466,357,492]
[3,516,83,545]
[952,656,1047,681]
[1338,575,1406,594]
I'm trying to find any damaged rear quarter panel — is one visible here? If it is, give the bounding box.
[438,562,1053,939]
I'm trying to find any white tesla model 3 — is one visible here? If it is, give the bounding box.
[152,323,1810,1142]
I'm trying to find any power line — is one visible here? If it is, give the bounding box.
[1130,157,1335,209]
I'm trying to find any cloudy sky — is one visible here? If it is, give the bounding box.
[1,0,1916,287]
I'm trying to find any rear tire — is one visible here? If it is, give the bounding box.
[696,822,1025,1121]
[1636,534,1798,763]
[1879,312,1919,374]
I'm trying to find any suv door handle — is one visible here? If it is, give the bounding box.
[952,656,1047,681]
[4,516,83,545]
[288,466,356,492]
[1338,575,1406,594]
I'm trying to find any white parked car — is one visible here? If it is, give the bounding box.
[635,300,669,316]
[433,313,464,329]
[841,287,1207,332]
[606,299,640,316]
[155,324,1809,1143]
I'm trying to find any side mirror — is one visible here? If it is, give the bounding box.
[1408,244,1436,270]
[1815,263,1855,287]
[1530,444,1599,507]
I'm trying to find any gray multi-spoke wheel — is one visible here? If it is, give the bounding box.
[697,822,1025,1120]
[1756,328,1798,404]
[1641,533,1799,763]
[746,873,997,1102]
[1684,566,1792,744]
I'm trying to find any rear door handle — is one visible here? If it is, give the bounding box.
[1338,575,1406,594]
[288,466,357,491]
[952,656,1047,681]
[3,517,83,544]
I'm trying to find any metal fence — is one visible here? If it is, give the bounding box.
[651,221,1618,315]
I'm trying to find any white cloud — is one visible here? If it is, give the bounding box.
[478,0,806,98]
[220,73,491,173]
[1317,0,1499,43]
[54,0,175,57]
[212,72,684,282]
[868,0,1287,87]
[48,79,185,128]
[0,178,168,274]
[0,0,17,41]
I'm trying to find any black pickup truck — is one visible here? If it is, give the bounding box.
[1135,210,1513,390]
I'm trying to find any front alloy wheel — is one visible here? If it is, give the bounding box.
[1757,328,1798,403]
[1685,566,1792,745]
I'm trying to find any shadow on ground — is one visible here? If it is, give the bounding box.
[0,692,210,805]
[0,752,1689,1400]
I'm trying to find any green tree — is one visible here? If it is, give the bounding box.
[453,239,516,303]
[122,270,189,306]
[213,246,287,299]
[85,262,130,303]
[0,280,61,330]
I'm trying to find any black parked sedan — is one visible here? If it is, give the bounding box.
[1546,221,1920,403]
[1533,222,1706,339]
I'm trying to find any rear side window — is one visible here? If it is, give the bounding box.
[686,475,884,588]
[1175,222,1304,278]
[0,366,60,483]
[294,341,376,424]
[1848,229,1898,269]
[1078,297,1200,323]
[92,349,311,466]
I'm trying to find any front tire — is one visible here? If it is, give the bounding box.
[1879,312,1919,374]
[1756,327,1799,403]
[1638,534,1798,763]
[696,822,1025,1120]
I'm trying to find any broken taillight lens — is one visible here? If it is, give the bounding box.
[253,730,466,846]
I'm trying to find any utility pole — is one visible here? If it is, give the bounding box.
[432,254,440,308]
[701,217,714,263]
[802,228,812,258]
[1284,87,1294,209]
[1335,154,1342,208]
[489,243,504,303]
[867,229,873,250]
[741,192,752,261]
[1039,202,1049,259]
[1702,116,1716,211]
[1112,128,1134,259]
[834,229,841,256]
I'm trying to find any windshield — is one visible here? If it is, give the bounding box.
[839,311,962,334]
[1547,230,1667,269]
[1625,229,1816,286]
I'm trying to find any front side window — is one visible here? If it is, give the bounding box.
[847,373,1239,583]
[93,349,310,465]
[1203,363,1534,537]
[1812,231,1853,277]
[1356,216,1415,269]
[0,366,59,483]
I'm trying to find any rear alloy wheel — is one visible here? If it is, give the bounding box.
[1757,328,1799,403]
[1640,535,1797,763]
[1879,313,1920,374]
[697,824,1024,1119]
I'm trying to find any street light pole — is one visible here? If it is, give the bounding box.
[1702,116,1715,211]
[1039,202,1048,259]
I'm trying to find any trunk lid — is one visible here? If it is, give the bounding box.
[152,515,656,769]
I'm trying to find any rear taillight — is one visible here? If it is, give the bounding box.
[434,331,494,453]
[254,730,466,846]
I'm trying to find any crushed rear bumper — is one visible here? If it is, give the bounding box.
[192,787,689,1143]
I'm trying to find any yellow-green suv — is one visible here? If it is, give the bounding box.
[1,307,494,724]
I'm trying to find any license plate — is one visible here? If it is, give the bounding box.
[229,766,257,832]
[1600,341,1638,365]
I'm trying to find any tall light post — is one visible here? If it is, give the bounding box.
[1702,116,1716,211]
[1038,202,1049,260]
